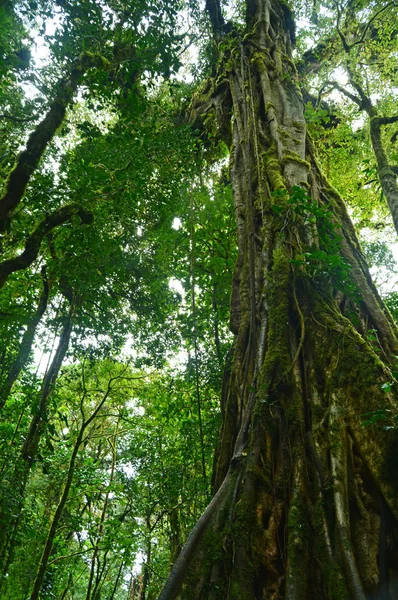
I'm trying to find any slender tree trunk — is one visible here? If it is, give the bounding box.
[86,425,118,600]
[29,427,85,600]
[0,266,50,409]
[91,549,110,600]
[60,572,73,600]
[139,519,152,600]
[190,195,207,488]
[29,384,113,600]
[129,575,142,600]
[212,285,222,366]
[109,558,125,600]
[21,305,73,465]
[160,1,398,598]
[0,303,73,575]
[169,505,182,565]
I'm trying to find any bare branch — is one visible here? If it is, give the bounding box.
[332,0,350,53]
[322,80,362,108]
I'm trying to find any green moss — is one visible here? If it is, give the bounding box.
[282,152,311,169]
[329,328,382,393]
[292,119,305,127]
[78,51,110,71]
[263,145,285,191]
[286,492,309,599]
[259,247,292,392]
[282,53,297,72]
[326,562,350,600]
[320,185,341,208]
[278,127,292,141]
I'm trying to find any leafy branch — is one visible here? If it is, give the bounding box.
[0,204,93,289]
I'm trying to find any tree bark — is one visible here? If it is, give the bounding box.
[0,203,93,289]
[160,1,398,598]
[21,304,73,465]
[0,52,109,233]
[29,378,114,599]
[0,266,50,408]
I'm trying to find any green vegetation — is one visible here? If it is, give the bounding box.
[0,0,398,598]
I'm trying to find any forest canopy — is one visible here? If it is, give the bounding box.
[0,0,398,599]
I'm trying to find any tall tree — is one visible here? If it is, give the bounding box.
[160,0,398,598]
[300,0,398,235]
[1,1,398,598]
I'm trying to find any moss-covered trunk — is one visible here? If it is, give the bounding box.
[160,1,398,598]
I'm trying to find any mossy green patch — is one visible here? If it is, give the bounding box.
[282,152,311,169]
[261,247,291,368]
[263,145,285,191]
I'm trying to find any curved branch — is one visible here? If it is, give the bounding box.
[0,204,93,289]
[374,115,398,127]
[332,0,350,53]
[350,1,398,49]
[0,52,109,232]
[324,80,363,109]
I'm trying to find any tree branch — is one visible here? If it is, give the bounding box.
[374,115,398,126]
[205,0,225,34]
[0,52,110,232]
[0,265,50,409]
[47,546,98,567]
[0,204,93,289]
[332,0,350,53]
[0,113,36,123]
[350,1,398,49]
[323,81,362,108]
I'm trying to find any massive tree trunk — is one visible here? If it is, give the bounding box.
[160,1,398,598]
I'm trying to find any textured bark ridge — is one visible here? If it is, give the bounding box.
[160,1,398,599]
